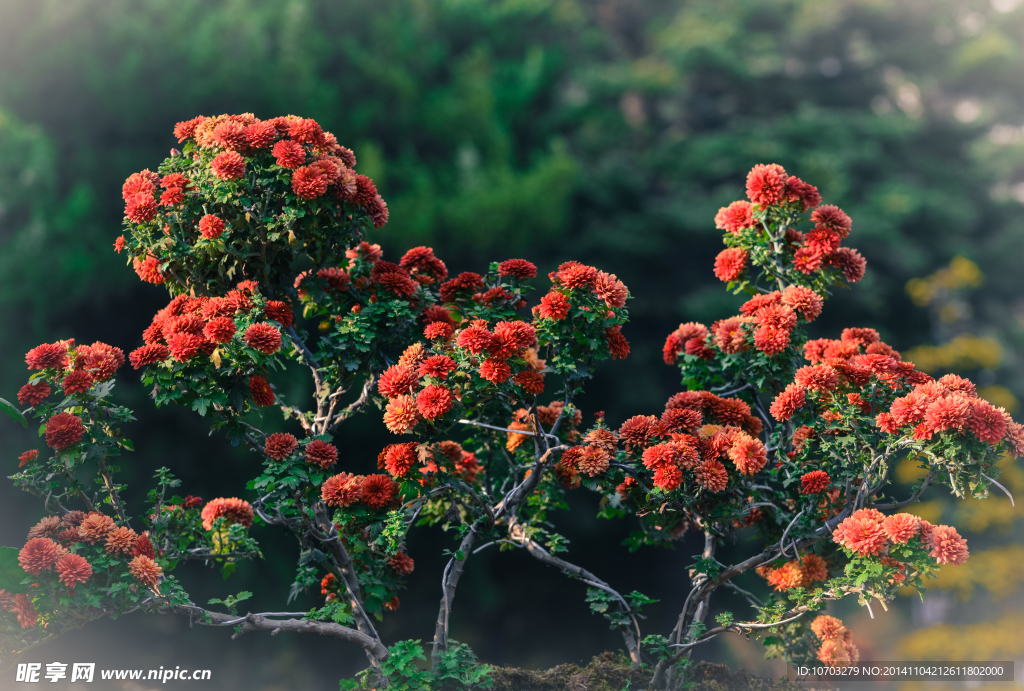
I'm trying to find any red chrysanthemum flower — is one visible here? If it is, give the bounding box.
[383,394,420,434]
[753,325,791,355]
[125,191,158,223]
[17,382,50,407]
[811,205,853,239]
[805,227,841,255]
[61,372,93,395]
[728,435,768,475]
[513,370,545,395]
[133,255,166,284]
[928,525,969,565]
[695,458,730,492]
[660,407,702,434]
[272,139,306,169]
[577,446,610,477]
[556,261,599,290]
[770,384,806,422]
[244,120,277,148]
[18,538,60,575]
[305,440,338,468]
[322,472,362,507]
[173,116,204,142]
[652,464,683,491]
[456,325,495,355]
[213,120,250,150]
[114,235,126,253]
[833,515,887,556]
[377,271,419,296]
[794,364,839,392]
[25,342,68,370]
[383,443,418,477]
[45,412,85,451]
[211,150,246,180]
[201,497,254,530]
[595,271,629,308]
[786,176,821,210]
[497,259,538,279]
[418,355,457,380]
[969,400,1007,444]
[881,513,919,543]
[923,394,972,433]
[755,304,797,332]
[13,594,37,629]
[201,317,235,344]
[416,384,454,420]
[841,327,880,346]
[746,163,788,206]
[606,326,630,360]
[198,214,226,239]
[288,117,323,144]
[713,248,748,282]
[792,247,823,274]
[800,470,831,494]
[77,513,116,544]
[132,534,157,559]
[937,373,977,397]
[492,321,536,357]
[538,292,571,320]
[160,186,185,206]
[781,285,823,321]
[75,341,124,381]
[829,247,866,283]
[399,246,448,282]
[250,375,276,407]
[641,443,680,470]
[424,322,454,340]
[244,323,282,355]
[128,555,163,589]
[714,200,755,233]
[55,553,92,588]
[129,344,168,369]
[619,415,659,450]
[166,332,203,361]
[389,551,415,575]
[292,164,330,199]
[265,433,299,460]
[361,474,396,509]
[378,365,420,399]
[18,449,39,468]
[479,358,512,384]
[439,272,485,303]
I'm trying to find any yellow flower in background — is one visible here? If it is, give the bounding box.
[905,256,984,307]
[921,544,1024,600]
[897,613,1024,660]
[904,334,1003,373]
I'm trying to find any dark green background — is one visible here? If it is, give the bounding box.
[1,0,1023,687]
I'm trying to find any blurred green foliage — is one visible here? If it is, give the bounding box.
[3,0,1024,682]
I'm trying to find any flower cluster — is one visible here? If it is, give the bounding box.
[810,616,859,663]
[713,163,865,290]
[129,281,289,413]
[833,508,969,566]
[120,114,386,297]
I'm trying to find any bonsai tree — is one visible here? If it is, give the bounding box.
[1,115,1019,689]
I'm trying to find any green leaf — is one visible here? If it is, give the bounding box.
[0,397,28,429]
[0,546,31,593]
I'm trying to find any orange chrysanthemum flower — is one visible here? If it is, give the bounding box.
[129,555,163,589]
[56,553,92,588]
[322,472,363,507]
[383,394,420,434]
[304,440,338,469]
[200,498,254,530]
[19,538,61,575]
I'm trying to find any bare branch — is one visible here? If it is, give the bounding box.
[163,604,388,662]
[980,472,1015,507]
